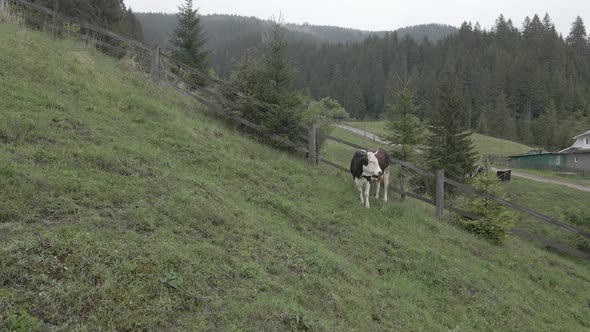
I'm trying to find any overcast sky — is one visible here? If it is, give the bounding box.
[125,0,589,36]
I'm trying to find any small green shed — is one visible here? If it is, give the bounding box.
[509,151,565,170]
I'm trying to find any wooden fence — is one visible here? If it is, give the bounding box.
[321,135,590,260]
[4,0,589,260]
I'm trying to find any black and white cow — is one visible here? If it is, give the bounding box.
[350,148,391,208]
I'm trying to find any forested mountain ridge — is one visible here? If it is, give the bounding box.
[137,12,456,46]
[290,14,590,151]
[136,12,456,78]
[138,11,590,152]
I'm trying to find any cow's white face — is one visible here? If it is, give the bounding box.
[362,152,382,178]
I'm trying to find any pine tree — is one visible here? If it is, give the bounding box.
[229,18,304,141]
[567,16,588,50]
[476,111,489,135]
[459,172,517,244]
[533,102,560,150]
[517,119,534,146]
[170,0,210,85]
[384,80,427,162]
[384,80,427,199]
[488,92,516,139]
[260,18,304,139]
[427,73,478,180]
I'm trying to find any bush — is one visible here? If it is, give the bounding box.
[459,172,517,244]
[563,209,590,252]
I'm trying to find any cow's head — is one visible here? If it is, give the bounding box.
[363,151,383,178]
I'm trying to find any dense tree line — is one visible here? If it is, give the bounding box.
[140,11,590,151]
[291,14,590,151]
[30,0,143,40]
[137,13,456,78]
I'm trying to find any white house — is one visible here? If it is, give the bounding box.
[559,130,590,154]
[558,130,590,172]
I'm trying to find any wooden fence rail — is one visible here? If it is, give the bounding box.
[443,176,590,239]
[324,135,590,239]
[321,135,590,259]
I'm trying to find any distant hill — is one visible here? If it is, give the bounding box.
[137,13,456,46]
[136,13,456,77]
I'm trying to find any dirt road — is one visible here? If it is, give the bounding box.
[492,168,590,193]
[335,124,390,144]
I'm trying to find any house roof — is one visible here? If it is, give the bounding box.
[509,152,561,158]
[573,130,590,140]
[559,147,590,154]
[557,130,590,153]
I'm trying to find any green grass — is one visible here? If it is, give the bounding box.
[345,121,533,157]
[503,177,590,250]
[1,24,590,331]
[470,133,533,156]
[344,120,589,252]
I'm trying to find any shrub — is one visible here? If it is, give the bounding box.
[563,209,590,251]
[459,172,517,244]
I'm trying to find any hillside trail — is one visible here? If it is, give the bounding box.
[336,124,390,144]
[337,124,590,193]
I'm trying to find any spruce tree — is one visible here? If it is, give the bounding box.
[260,19,304,139]
[229,18,304,141]
[489,92,516,139]
[384,80,427,199]
[170,0,210,85]
[459,172,517,244]
[476,110,489,135]
[427,73,478,180]
[384,80,427,162]
[533,102,560,150]
[567,16,588,50]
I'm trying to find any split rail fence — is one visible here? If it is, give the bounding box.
[2,0,589,260]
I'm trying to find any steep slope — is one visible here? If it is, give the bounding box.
[1,24,589,331]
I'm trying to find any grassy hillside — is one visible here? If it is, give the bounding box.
[345,121,533,156]
[337,122,588,251]
[1,24,590,331]
[504,177,590,250]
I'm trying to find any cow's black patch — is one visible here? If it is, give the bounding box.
[350,150,368,179]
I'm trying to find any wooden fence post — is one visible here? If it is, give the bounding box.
[151,44,160,83]
[307,122,317,165]
[435,169,445,220]
[0,0,6,13]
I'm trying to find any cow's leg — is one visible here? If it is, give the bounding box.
[363,180,371,208]
[354,178,364,205]
[375,177,381,199]
[382,167,390,202]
